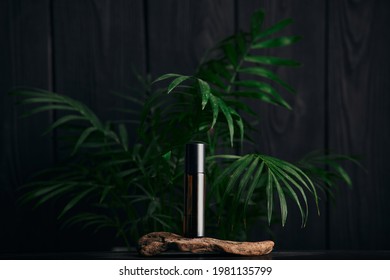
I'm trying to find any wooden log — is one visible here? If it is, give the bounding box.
[138,232,274,256]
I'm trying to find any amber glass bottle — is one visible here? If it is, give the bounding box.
[183,142,205,237]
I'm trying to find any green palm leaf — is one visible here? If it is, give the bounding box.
[118,124,129,152]
[72,127,98,155]
[214,153,319,227]
[250,10,265,38]
[58,186,98,218]
[198,79,211,109]
[152,73,182,83]
[253,36,302,49]
[13,8,356,246]
[254,18,293,41]
[244,55,301,67]
[271,171,287,226]
[239,67,296,94]
[167,76,190,94]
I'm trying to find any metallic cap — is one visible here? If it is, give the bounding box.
[185,142,205,174]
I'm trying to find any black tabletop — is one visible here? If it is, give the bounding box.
[1,250,389,260]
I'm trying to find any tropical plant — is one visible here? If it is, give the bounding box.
[13,9,355,247]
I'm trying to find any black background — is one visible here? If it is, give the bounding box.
[1,0,389,253]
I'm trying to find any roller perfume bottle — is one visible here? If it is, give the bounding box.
[183,142,205,238]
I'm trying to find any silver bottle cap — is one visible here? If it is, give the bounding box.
[185,142,205,174]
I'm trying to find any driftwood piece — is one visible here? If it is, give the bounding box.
[138,232,274,256]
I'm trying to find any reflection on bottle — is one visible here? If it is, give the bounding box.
[183,142,205,238]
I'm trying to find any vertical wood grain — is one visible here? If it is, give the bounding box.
[52,0,146,134]
[49,0,146,248]
[238,0,327,249]
[1,0,389,252]
[146,0,235,237]
[0,0,53,251]
[328,0,390,249]
[147,0,235,77]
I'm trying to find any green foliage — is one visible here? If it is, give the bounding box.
[13,9,356,246]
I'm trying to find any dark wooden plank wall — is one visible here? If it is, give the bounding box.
[0,0,54,252]
[239,0,327,250]
[0,0,147,252]
[328,0,390,250]
[49,0,147,249]
[148,0,235,77]
[52,0,146,122]
[0,0,389,251]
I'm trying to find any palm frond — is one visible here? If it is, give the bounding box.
[13,9,357,247]
[213,153,315,227]
[12,89,125,154]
